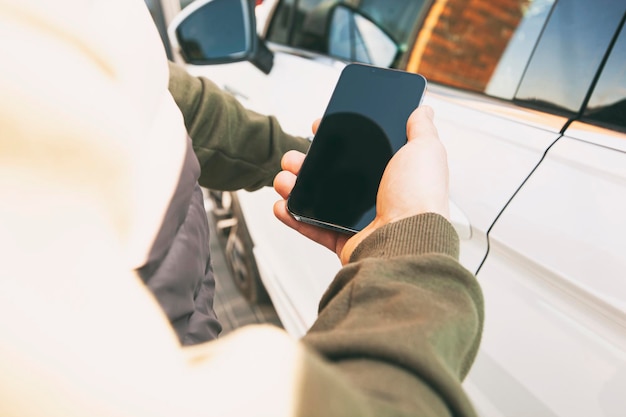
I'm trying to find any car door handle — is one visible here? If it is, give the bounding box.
[223,84,249,101]
[450,200,471,239]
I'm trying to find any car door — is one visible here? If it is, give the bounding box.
[463,3,626,416]
[403,0,572,276]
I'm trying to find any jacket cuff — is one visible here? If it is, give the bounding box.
[283,132,311,155]
[349,213,460,262]
[254,126,310,189]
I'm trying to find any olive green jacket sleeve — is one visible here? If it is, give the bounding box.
[298,213,484,417]
[167,61,310,191]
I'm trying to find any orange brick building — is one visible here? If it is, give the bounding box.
[409,0,529,92]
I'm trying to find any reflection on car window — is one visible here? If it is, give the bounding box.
[583,24,626,132]
[267,0,296,44]
[515,0,625,114]
[180,0,196,9]
[356,0,427,53]
[328,6,397,67]
[485,0,553,99]
[407,0,554,98]
[266,0,429,67]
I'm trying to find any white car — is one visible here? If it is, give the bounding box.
[153,0,626,416]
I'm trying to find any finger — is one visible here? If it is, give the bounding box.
[281,150,306,174]
[311,118,321,135]
[406,105,439,143]
[273,170,296,200]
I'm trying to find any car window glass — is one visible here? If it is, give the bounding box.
[407,0,554,99]
[515,0,625,114]
[485,0,553,99]
[290,0,328,52]
[356,0,428,53]
[266,0,296,44]
[328,6,397,67]
[266,0,429,67]
[582,23,626,132]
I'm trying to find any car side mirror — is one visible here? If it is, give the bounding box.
[168,0,256,65]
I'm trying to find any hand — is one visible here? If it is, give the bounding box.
[273,105,449,264]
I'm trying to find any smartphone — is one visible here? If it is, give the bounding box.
[287,63,427,234]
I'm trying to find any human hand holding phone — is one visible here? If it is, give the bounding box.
[285,64,427,234]
[273,105,450,265]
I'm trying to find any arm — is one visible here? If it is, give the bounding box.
[181,214,482,417]
[272,106,484,415]
[297,213,483,416]
[167,61,310,191]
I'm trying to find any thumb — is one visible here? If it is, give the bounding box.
[406,105,438,143]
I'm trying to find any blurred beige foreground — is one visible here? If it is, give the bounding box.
[0,1,306,416]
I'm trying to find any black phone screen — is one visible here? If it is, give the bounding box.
[287,63,427,233]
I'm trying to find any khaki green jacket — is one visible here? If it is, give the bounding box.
[298,213,483,416]
[168,61,311,191]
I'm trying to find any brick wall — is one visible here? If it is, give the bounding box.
[416,0,529,92]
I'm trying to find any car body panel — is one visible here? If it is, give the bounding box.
[423,87,568,272]
[466,122,626,415]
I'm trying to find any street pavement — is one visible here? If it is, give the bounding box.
[206,209,283,336]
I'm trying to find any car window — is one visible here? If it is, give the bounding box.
[582,22,626,132]
[327,6,397,67]
[266,0,429,67]
[406,0,554,99]
[266,0,296,44]
[515,0,626,115]
[356,0,428,53]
